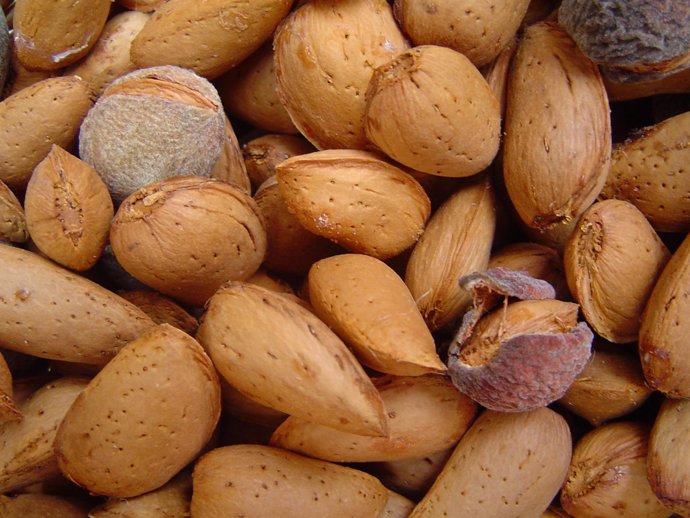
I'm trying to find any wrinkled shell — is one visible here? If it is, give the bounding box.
[271,374,477,463]
[79,65,225,202]
[276,150,431,260]
[196,282,388,437]
[405,179,495,331]
[0,180,28,243]
[0,76,93,190]
[561,421,669,518]
[503,22,610,246]
[65,11,149,96]
[600,110,690,232]
[274,0,408,150]
[308,254,445,375]
[55,324,221,498]
[191,445,389,518]
[564,200,670,343]
[25,145,114,271]
[0,494,86,518]
[131,0,294,79]
[243,134,315,189]
[110,176,266,306]
[409,408,571,518]
[13,0,111,70]
[365,45,500,178]
[0,378,88,493]
[0,244,154,364]
[118,290,198,335]
[639,232,690,397]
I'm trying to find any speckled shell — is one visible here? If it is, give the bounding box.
[243,134,315,189]
[0,180,28,243]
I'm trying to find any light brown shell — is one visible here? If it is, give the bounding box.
[405,179,495,331]
[24,145,114,271]
[243,134,315,189]
[381,491,415,518]
[503,22,610,247]
[369,448,453,500]
[0,179,28,243]
[0,76,93,190]
[117,0,168,12]
[110,176,267,307]
[55,324,221,498]
[0,352,20,423]
[117,290,198,335]
[600,110,690,233]
[274,0,408,150]
[210,116,251,194]
[276,150,431,260]
[191,445,389,518]
[564,200,670,343]
[13,0,111,70]
[0,494,86,518]
[604,66,690,101]
[131,0,294,79]
[308,254,445,375]
[364,45,501,178]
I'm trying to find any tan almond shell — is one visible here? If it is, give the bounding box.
[0,179,28,243]
[542,508,574,518]
[24,145,114,272]
[221,379,287,429]
[364,45,501,178]
[503,22,610,245]
[564,200,670,343]
[404,179,495,331]
[483,36,518,120]
[409,408,571,517]
[0,244,155,364]
[117,0,168,12]
[254,177,341,277]
[0,76,94,190]
[12,0,111,70]
[0,493,86,518]
[243,134,315,189]
[559,348,653,426]
[196,281,388,437]
[560,421,669,518]
[210,116,251,194]
[639,232,690,397]
[117,290,198,335]
[273,0,408,150]
[110,176,267,307]
[381,490,415,518]
[64,11,149,96]
[600,110,690,233]
[55,324,221,498]
[393,0,530,67]
[0,352,20,423]
[605,66,690,102]
[130,0,294,79]
[0,378,88,493]
[369,448,453,499]
[276,150,430,260]
[489,241,569,300]
[215,43,297,134]
[3,38,57,97]
[648,398,690,515]
[89,471,191,518]
[191,445,388,518]
[271,374,477,463]
[307,254,445,375]
[245,269,294,296]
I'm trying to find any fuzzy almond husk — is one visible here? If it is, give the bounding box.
[13,0,111,70]
[274,0,408,150]
[24,145,113,271]
[65,11,149,96]
[559,348,653,426]
[405,179,495,331]
[271,374,476,463]
[117,290,198,335]
[393,0,529,67]
[561,421,669,518]
[0,179,28,243]
[55,325,221,498]
[0,378,88,494]
[365,45,501,178]
[639,232,690,397]
[0,244,155,364]
[243,134,315,189]
[409,408,571,518]
[564,200,670,343]
[0,352,20,423]
[191,445,388,518]
[131,0,294,79]
[196,282,388,437]
[276,150,431,260]
[600,110,690,233]
[308,254,445,375]
[648,398,690,515]
[503,22,610,247]
[0,76,93,190]
[0,494,86,518]
[110,176,266,307]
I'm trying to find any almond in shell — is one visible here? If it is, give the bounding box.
[0,179,28,243]
[0,352,20,423]
[243,134,315,189]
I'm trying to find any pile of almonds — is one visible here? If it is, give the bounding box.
[0,0,689,516]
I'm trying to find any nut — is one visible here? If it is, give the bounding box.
[0,180,28,243]
[243,134,315,189]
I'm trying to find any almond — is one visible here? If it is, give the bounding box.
[210,116,251,194]
[0,494,86,518]
[0,179,28,243]
[381,491,415,518]
[117,290,198,335]
[243,134,315,189]
[0,352,20,423]
[369,448,453,500]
